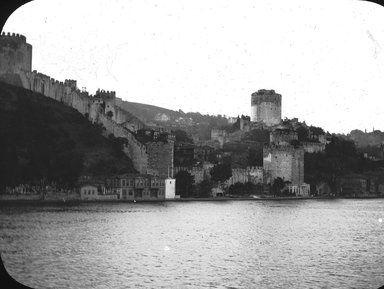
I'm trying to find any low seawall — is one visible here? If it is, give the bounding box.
[0,194,42,201]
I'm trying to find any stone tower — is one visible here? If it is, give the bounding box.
[94,89,116,117]
[0,32,32,75]
[263,145,304,185]
[251,89,282,126]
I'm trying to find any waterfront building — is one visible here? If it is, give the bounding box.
[79,183,118,200]
[336,174,368,196]
[287,183,311,197]
[105,174,168,200]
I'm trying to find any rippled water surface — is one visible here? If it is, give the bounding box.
[1,199,384,288]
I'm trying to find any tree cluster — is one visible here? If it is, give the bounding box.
[304,135,377,190]
[210,163,232,183]
[228,182,263,196]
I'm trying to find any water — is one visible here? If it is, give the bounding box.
[0,199,383,289]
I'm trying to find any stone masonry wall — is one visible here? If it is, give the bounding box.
[0,33,32,75]
[263,145,304,185]
[302,142,326,153]
[146,141,174,179]
[97,113,148,174]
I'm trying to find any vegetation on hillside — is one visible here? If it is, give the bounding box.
[0,82,136,191]
[304,135,381,191]
[118,99,229,127]
[346,129,384,147]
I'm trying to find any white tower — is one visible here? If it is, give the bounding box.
[165,166,177,199]
[165,178,176,199]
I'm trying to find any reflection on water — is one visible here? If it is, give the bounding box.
[1,200,384,288]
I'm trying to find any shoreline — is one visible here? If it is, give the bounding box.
[0,195,383,205]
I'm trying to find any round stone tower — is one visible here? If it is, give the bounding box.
[251,89,282,126]
[0,32,32,75]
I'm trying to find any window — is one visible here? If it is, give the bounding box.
[150,189,157,198]
[134,190,143,198]
[122,180,126,187]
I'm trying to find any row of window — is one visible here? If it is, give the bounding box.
[121,189,164,198]
[83,190,96,195]
[119,179,163,187]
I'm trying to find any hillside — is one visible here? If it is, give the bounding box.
[116,98,180,122]
[0,81,136,190]
[346,129,384,147]
[116,98,229,128]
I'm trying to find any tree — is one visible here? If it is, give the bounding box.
[297,126,309,141]
[309,125,325,136]
[228,182,244,196]
[106,111,113,118]
[210,163,232,183]
[175,170,194,198]
[197,180,212,198]
[247,147,259,167]
[172,129,193,143]
[244,181,256,195]
[272,177,285,196]
[49,151,83,188]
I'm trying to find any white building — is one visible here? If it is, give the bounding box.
[80,184,118,200]
[165,178,177,199]
[287,183,311,196]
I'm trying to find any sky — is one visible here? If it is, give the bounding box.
[2,0,384,134]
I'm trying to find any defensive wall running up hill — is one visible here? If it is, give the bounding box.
[0,32,171,177]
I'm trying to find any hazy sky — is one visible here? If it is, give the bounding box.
[3,0,384,133]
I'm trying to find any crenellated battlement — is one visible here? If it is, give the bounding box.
[64,79,77,89]
[0,32,27,43]
[251,90,281,106]
[95,88,116,99]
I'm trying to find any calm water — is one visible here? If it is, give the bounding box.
[0,199,383,289]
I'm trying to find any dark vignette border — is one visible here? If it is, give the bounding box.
[1,0,384,289]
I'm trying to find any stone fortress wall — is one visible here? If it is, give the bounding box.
[0,32,170,176]
[225,166,264,186]
[251,89,282,126]
[0,32,32,75]
[270,129,298,145]
[263,145,304,185]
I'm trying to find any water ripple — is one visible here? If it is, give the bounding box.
[1,200,384,288]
